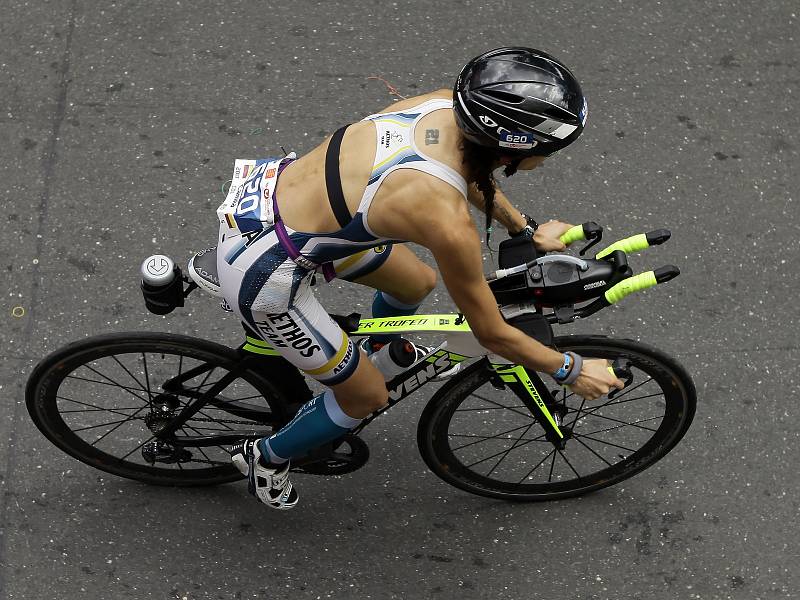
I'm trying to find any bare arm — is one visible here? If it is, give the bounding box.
[468,181,574,252]
[398,188,564,373]
[375,176,622,400]
[467,182,527,234]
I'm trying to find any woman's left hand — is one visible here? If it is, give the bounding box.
[533,220,574,252]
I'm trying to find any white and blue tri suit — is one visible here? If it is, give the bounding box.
[216,99,468,464]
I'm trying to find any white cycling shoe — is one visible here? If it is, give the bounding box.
[230,439,298,510]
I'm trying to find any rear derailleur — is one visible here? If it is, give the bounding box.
[142,393,192,465]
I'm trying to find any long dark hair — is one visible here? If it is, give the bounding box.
[460,139,521,243]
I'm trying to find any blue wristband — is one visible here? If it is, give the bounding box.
[552,353,572,381]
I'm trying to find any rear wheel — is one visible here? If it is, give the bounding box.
[26,333,290,486]
[417,336,696,501]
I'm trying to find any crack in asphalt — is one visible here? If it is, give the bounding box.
[0,0,78,593]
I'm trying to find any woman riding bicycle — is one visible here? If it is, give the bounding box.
[221,47,624,509]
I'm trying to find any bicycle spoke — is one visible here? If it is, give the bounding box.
[449,432,547,442]
[195,408,235,430]
[450,423,537,451]
[597,376,652,403]
[111,355,150,397]
[192,368,215,394]
[178,424,246,433]
[118,433,157,461]
[80,365,151,404]
[572,436,614,467]
[547,450,557,482]
[574,390,663,419]
[91,405,149,446]
[572,434,638,453]
[485,423,534,477]
[60,406,142,415]
[574,411,658,433]
[515,448,556,484]
[64,375,150,401]
[194,445,218,466]
[141,353,154,402]
[180,424,230,466]
[463,436,542,469]
[569,397,587,430]
[57,395,142,416]
[555,449,582,481]
[576,415,662,438]
[230,394,265,402]
[73,418,136,433]
[468,392,535,420]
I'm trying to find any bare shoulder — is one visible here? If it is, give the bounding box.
[372,171,473,246]
[376,89,452,114]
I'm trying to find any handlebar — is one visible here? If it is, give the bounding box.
[607,360,634,398]
[490,220,680,323]
[604,265,680,304]
[559,221,603,256]
[545,264,680,324]
[595,229,671,259]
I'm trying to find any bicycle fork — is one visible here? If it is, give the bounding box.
[490,364,567,449]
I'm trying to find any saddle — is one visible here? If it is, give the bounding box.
[186,246,360,332]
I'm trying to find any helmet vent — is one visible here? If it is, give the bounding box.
[481,89,525,104]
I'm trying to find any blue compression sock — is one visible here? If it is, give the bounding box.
[257,389,361,464]
[370,291,422,346]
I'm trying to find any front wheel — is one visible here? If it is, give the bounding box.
[417,336,696,502]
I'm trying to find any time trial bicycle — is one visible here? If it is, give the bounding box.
[25,223,696,501]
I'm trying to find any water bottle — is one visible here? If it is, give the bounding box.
[141,255,175,287]
[369,338,418,381]
[140,255,184,315]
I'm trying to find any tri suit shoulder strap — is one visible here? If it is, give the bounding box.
[325,125,352,229]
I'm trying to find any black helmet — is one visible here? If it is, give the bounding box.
[453,47,588,156]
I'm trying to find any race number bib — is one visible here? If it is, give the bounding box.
[216,157,286,233]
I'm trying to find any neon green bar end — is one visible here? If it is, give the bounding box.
[604,271,658,304]
[596,233,650,259]
[560,225,586,245]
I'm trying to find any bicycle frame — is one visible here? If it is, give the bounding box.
[157,313,567,449]
[151,225,682,452]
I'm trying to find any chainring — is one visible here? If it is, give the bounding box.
[292,433,370,476]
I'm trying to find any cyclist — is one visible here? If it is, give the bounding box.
[221,47,624,509]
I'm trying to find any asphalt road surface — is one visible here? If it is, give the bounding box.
[1,1,798,598]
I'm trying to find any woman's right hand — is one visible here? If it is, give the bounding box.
[569,358,625,401]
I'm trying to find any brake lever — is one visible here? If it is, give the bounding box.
[578,222,603,256]
[608,359,633,399]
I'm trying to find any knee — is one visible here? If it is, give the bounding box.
[333,365,389,418]
[342,387,387,419]
[418,265,437,299]
[361,387,389,414]
[355,370,389,413]
[395,265,437,306]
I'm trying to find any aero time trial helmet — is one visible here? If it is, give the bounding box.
[453,47,588,157]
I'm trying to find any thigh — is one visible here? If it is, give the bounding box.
[345,244,436,305]
[252,284,363,387]
[333,244,393,282]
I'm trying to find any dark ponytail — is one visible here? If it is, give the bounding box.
[460,140,496,241]
[460,140,522,244]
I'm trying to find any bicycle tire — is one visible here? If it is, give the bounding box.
[26,332,290,486]
[417,335,696,502]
